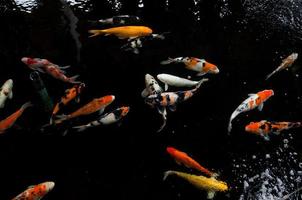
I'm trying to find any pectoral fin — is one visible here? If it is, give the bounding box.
[75,96,80,103]
[8,91,13,99]
[248,93,256,96]
[164,83,168,91]
[207,191,216,199]
[258,103,264,111]
[141,88,149,98]
[168,105,177,112]
[99,108,105,115]
[197,72,206,76]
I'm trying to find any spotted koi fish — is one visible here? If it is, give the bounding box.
[161,57,219,76]
[245,120,302,140]
[54,95,115,124]
[0,79,13,108]
[12,181,55,200]
[21,57,81,84]
[228,90,274,133]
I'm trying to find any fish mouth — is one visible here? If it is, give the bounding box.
[21,57,28,63]
[45,181,55,191]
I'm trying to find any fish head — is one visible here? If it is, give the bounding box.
[258,89,274,101]
[35,181,55,197]
[291,53,298,60]
[120,106,130,116]
[99,95,115,106]
[43,181,55,192]
[145,74,156,85]
[5,79,13,89]
[143,26,153,35]
[245,122,261,134]
[21,57,35,65]
[204,61,219,74]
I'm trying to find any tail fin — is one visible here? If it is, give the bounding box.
[196,78,209,89]
[160,58,174,65]
[72,125,89,132]
[265,69,277,80]
[21,101,33,110]
[68,75,81,84]
[88,30,105,38]
[163,170,174,181]
[157,115,167,133]
[227,120,233,134]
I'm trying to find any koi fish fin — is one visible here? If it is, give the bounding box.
[163,170,174,181]
[59,65,70,69]
[49,116,54,125]
[36,67,46,73]
[175,159,182,166]
[141,88,149,98]
[99,108,105,115]
[62,129,69,136]
[21,101,33,110]
[0,103,4,108]
[248,93,256,97]
[8,91,13,99]
[258,103,264,111]
[207,191,216,199]
[164,83,168,91]
[265,70,277,80]
[68,75,81,84]
[73,125,89,132]
[196,78,209,89]
[168,105,177,112]
[88,30,104,38]
[197,72,206,76]
[272,131,281,135]
[211,173,220,178]
[75,96,80,103]
[157,114,167,133]
[54,114,68,124]
[261,134,270,141]
[160,58,174,65]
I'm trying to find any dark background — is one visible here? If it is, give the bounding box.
[0,0,302,199]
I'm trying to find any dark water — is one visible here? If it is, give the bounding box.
[0,0,302,199]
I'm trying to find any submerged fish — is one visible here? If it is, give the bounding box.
[50,83,85,123]
[73,106,130,132]
[161,57,219,76]
[166,147,216,177]
[245,120,302,140]
[98,15,140,25]
[54,95,115,124]
[12,181,55,200]
[157,73,208,91]
[0,102,32,134]
[163,170,228,199]
[266,53,298,80]
[228,89,274,133]
[0,79,13,108]
[88,26,153,39]
[21,57,80,84]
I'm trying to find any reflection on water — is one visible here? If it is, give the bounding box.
[14,0,37,12]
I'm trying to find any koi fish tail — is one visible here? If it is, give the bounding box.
[163,170,175,181]
[160,58,175,65]
[73,125,89,132]
[21,101,33,110]
[88,30,106,38]
[228,110,240,133]
[265,70,277,80]
[68,75,81,84]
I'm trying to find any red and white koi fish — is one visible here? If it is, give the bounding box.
[245,120,302,140]
[228,90,274,133]
[54,95,115,124]
[12,181,55,200]
[73,106,130,132]
[166,147,217,177]
[0,102,32,134]
[266,53,298,80]
[0,79,13,108]
[161,57,219,76]
[21,57,81,84]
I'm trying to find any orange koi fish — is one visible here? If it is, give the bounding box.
[12,181,55,200]
[54,95,115,124]
[228,89,274,133]
[161,57,219,76]
[245,120,302,140]
[88,26,153,39]
[50,83,85,123]
[167,147,216,177]
[21,57,81,84]
[0,102,32,134]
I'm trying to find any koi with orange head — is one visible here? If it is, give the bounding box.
[50,83,85,124]
[54,95,115,124]
[73,106,130,132]
[245,120,302,140]
[160,57,219,76]
[12,181,55,200]
[166,147,217,177]
[88,26,153,39]
[0,102,32,134]
[228,89,274,133]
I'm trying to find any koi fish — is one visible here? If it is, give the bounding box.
[54,95,115,124]
[163,170,228,199]
[141,74,167,132]
[98,15,140,25]
[228,89,274,133]
[73,106,130,132]
[160,57,219,76]
[21,57,80,84]
[0,102,32,134]
[166,147,216,177]
[157,73,208,91]
[50,83,85,124]
[12,181,55,200]
[0,79,13,108]
[88,26,153,39]
[266,53,298,80]
[245,120,302,140]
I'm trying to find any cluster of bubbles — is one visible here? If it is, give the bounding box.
[65,0,92,12]
[232,134,302,200]
[218,0,232,19]
[106,0,122,13]
[192,0,201,21]
[137,0,144,9]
